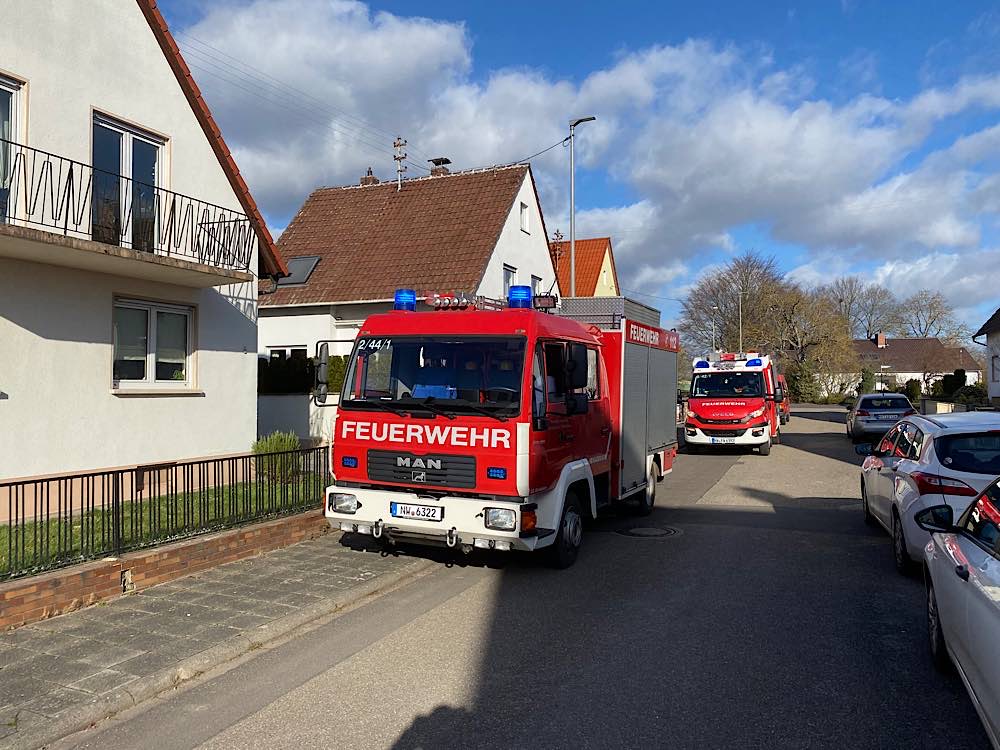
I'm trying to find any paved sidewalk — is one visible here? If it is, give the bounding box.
[0,534,429,749]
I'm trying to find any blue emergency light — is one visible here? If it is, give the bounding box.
[341,456,359,468]
[746,358,763,367]
[393,288,417,311]
[507,285,532,309]
[486,467,507,480]
[695,360,710,368]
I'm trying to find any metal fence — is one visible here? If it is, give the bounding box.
[0,137,256,273]
[1,447,330,580]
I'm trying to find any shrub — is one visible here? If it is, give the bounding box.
[327,355,349,394]
[952,383,988,407]
[258,356,313,395]
[904,379,922,404]
[784,362,819,403]
[859,368,875,394]
[252,431,302,483]
[941,369,967,397]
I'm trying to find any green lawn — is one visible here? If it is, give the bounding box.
[1,474,327,579]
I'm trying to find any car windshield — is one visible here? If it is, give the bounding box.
[690,372,764,398]
[341,336,526,415]
[935,433,1000,475]
[861,396,910,410]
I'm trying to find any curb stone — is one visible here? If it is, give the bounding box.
[3,556,435,750]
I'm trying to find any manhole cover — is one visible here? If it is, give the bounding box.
[615,526,681,538]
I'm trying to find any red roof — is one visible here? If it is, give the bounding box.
[549,237,618,297]
[261,165,541,306]
[853,337,982,373]
[135,0,288,279]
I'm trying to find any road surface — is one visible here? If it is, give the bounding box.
[60,406,990,749]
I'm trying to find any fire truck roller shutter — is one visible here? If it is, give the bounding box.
[621,342,649,493]
[646,346,677,458]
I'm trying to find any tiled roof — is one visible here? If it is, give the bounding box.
[136,0,288,279]
[549,237,618,297]
[974,307,1000,338]
[260,165,532,306]
[853,337,982,373]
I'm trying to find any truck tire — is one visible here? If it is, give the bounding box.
[759,439,771,456]
[547,493,583,569]
[635,464,656,516]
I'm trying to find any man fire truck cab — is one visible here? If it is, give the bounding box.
[683,352,785,456]
[315,287,679,568]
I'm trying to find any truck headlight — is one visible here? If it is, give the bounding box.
[330,493,358,514]
[484,508,516,531]
[685,408,696,420]
[749,406,766,419]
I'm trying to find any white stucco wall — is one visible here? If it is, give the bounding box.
[0,1,263,479]
[258,395,338,445]
[0,259,257,479]
[476,173,558,299]
[258,306,334,357]
[594,249,618,297]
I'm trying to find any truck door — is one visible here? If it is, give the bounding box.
[530,343,571,492]
[575,345,611,475]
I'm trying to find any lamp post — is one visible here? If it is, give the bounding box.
[569,116,596,297]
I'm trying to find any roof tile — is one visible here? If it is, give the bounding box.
[549,237,617,297]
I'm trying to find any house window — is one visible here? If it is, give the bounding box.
[0,74,23,224]
[503,264,517,296]
[92,114,164,252]
[113,299,193,388]
[519,202,529,233]
[269,347,308,361]
[531,275,543,295]
[993,355,999,383]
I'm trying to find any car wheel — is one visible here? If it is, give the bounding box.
[635,464,656,516]
[861,481,876,527]
[548,493,583,569]
[759,439,771,456]
[892,510,913,575]
[927,581,952,672]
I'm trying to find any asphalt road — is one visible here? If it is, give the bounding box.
[60,406,991,749]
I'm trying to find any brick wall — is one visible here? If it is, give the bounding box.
[0,510,330,630]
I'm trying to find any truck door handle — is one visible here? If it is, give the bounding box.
[955,564,970,582]
[560,431,575,443]
[600,426,611,437]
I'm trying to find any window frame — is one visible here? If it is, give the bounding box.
[519,201,530,233]
[877,425,902,457]
[112,298,195,391]
[541,340,568,415]
[958,484,1000,559]
[0,73,24,225]
[503,264,517,297]
[583,347,601,400]
[268,346,308,362]
[992,354,999,384]
[531,274,543,295]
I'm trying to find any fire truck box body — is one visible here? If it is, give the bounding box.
[323,291,679,562]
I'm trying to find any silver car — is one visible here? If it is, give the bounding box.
[917,480,1000,748]
[847,392,916,442]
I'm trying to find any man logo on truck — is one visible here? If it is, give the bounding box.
[397,457,442,470]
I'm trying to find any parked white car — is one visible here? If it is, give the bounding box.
[916,482,1000,748]
[857,413,1000,574]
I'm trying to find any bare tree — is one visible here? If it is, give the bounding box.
[896,290,970,344]
[817,277,899,339]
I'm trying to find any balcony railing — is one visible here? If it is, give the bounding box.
[0,138,255,274]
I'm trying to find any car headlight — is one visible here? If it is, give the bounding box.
[330,493,359,514]
[749,407,766,419]
[685,408,696,419]
[484,507,517,531]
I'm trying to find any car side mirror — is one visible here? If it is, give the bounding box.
[915,504,955,534]
[854,443,873,456]
[774,386,784,402]
[314,342,329,405]
[566,392,589,416]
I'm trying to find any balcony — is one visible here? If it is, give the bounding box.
[0,138,255,287]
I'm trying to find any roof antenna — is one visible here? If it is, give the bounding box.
[393,137,407,191]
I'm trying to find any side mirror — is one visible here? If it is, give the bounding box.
[915,504,956,534]
[566,392,589,416]
[774,386,784,402]
[566,343,588,390]
[854,443,873,456]
[314,343,329,405]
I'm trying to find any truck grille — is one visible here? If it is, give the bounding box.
[366,450,476,489]
[702,428,746,438]
[700,417,745,425]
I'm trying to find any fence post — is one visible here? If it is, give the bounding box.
[112,471,123,557]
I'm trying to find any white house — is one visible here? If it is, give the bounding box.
[974,308,1000,406]
[0,0,288,480]
[850,333,982,392]
[258,163,559,361]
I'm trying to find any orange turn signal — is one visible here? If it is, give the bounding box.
[520,509,537,532]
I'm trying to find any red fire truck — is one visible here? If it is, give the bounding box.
[315,288,679,568]
[683,352,785,455]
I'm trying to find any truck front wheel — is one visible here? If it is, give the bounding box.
[548,493,583,569]
[759,439,771,456]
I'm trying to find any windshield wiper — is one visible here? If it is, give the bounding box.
[402,397,456,421]
[449,399,512,422]
[343,398,410,417]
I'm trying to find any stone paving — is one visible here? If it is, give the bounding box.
[0,534,416,745]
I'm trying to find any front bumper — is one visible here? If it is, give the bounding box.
[325,485,540,552]
[684,422,770,446]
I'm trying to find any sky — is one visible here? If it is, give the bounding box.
[163,0,1000,332]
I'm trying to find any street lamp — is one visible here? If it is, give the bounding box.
[568,115,596,297]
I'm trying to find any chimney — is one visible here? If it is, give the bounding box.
[428,157,452,176]
[875,331,887,349]
[359,167,379,186]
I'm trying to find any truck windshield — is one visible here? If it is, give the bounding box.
[690,372,764,398]
[341,336,526,416]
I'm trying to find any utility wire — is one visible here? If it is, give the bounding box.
[511,136,570,164]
